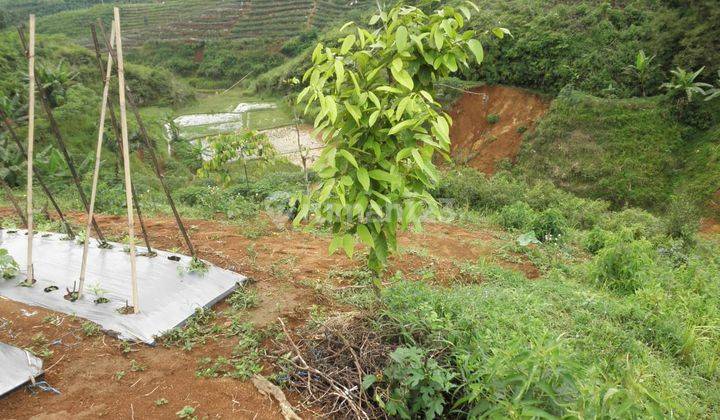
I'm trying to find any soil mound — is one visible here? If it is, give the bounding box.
[449,85,550,174]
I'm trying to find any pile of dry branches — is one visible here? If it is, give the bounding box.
[275,313,393,419]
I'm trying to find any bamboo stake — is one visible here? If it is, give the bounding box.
[0,111,74,237]
[114,8,138,314]
[97,21,196,258]
[78,22,116,297]
[0,174,27,227]
[25,15,35,284]
[90,24,153,256]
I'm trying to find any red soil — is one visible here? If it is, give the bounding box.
[449,85,550,174]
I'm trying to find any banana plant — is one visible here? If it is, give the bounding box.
[662,67,713,102]
[624,50,655,97]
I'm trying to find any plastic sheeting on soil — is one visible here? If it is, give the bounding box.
[0,341,43,397]
[0,230,245,344]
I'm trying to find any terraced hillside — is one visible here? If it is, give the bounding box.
[29,0,371,46]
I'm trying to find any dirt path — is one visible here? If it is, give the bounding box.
[0,209,536,418]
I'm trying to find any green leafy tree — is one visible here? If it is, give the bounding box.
[293,1,503,274]
[198,130,276,186]
[35,61,77,108]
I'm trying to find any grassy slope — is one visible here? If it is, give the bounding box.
[516,90,687,210]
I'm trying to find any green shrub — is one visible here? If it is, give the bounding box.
[593,239,654,294]
[532,208,567,242]
[599,208,664,241]
[662,196,700,245]
[583,227,614,254]
[497,201,535,231]
[486,113,500,124]
[436,170,525,212]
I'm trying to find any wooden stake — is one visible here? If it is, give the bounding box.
[25,15,35,283]
[78,21,116,297]
[114,8,138,314]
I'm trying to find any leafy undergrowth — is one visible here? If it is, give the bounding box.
[275,168,720,419]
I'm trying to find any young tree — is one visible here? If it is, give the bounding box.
[198,130,276,187]
[294,1,504,275]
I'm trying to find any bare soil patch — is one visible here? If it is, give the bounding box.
[449,85,550,174]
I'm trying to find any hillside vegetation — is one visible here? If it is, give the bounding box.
[0,1,719,418]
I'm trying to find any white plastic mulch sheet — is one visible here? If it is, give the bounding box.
[0,341,43,397]
[0,229,245,344]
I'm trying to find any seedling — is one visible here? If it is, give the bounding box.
[117,301,135,315]
[155,398,168,406]
[43,285,59,293]
[177,257,209,277]
[176,406,196,419]
[88,282,110,304]
[115,370,126,380]
[130,359,146,372]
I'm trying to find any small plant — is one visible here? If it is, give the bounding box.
[662,67,712,102]
[81,321,101,337]
[0,248,19,279]
[155,398,169,406]
[74,229,88,245]
[531,208,567,242]
[176,406,196,419]
[227,286,259,311]
[130,359,147,372]
[88,282,110,304]
[624,50,656,96]
[379,346,455,419]
[486,113,500,124]
[593,239,654,294]
[177,257,209,277]
[115,370,126,380]
[26,333,53,359]
[516,125,528,134]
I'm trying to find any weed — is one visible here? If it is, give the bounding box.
[26,333,53,359]
[176,406,196,419]
[227,286,259,311]
[155,398,168,406]
[81,321,101,337]
[486,113,500,124]
[115,371,126,380]
[130,359,147,372]
[161,308,219,351]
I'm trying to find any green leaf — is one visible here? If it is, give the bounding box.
[369,110,380,127]
[329,234,343,255]
[334,59,345,88]
[357,167,370,191]
[467,39,484,64]
[357,225,374,247]
[396,25,408,51]
[340,34,356,55]
[337,149,358,168]
[369,170,394,183]
[412,149,437,182]
[389,119,415,135]
[318,179,335,203]
[342,234,354,258]
[344,101,362,125]
[369,199,385,217]
[361,374,377,390]
[391,67,414,90]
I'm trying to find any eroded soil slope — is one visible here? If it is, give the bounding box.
[449,85,550,173]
